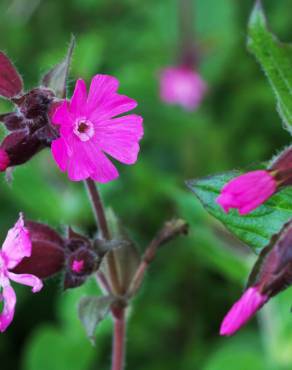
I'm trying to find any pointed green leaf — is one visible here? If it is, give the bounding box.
[78,295,114,344]
[42,36,75,98]
[187,172,292,254]
[248,1,292,132]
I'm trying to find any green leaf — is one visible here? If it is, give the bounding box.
[248,1,292,132]
[42,36,75,98]
[187,172,292,253]
[78,295,114,344]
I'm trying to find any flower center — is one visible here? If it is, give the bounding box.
[73,119,95,142]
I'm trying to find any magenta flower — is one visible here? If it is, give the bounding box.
[220,286,268,336]
[160,66,207,111]
[51,75,143,182]
[0,215,43,332]
[216,170,277,215]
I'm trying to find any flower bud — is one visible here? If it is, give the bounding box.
[220,286,268,336]
[12,221,65,279]
[216,170,277,215]
[0,130,45,168]
[217,146,292,215]
[220,220,292,336]
[13,88,55,120]
[63,230,101,290]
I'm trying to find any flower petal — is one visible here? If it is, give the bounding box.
[0,285,16,332]
[216,170,277,215]
[8,272,43,293]
[94,114,143,164]
[86,74,119,114]
[69,79,87,116]
[89,150,119,183]
[66,141,119,183]
[51,138,69,172]
[220,286,268,336]
[52,101,72,128]
[2,215,32,269]
[89,94,137,121]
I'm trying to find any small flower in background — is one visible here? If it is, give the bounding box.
[216,170,277,215]
[0,214,43,332]
[220,286,268,336]
[51,75,144,182]
[159,66,207,111]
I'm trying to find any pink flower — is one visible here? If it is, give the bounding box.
[0,214,43,332]
[160,66,207,111]
[51,75,143,182]
[220,286,268,336]
[216,170,277,215]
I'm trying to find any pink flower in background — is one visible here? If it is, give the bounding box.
[220,286,268,336]
[0,214,43,332]
[216,170,277,215]
[51,75,143,182]
[160,66,207,111]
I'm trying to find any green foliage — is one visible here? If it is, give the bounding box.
[248,1,292,133]
[187,172,292,253]
[0,0,291,370]
[78,295,114,343]
[23,326,94,370]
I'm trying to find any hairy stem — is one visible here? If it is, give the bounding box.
[84,178,121,294]
[128,219,188,296]
[111,307,126,370]
[85,179,110,240]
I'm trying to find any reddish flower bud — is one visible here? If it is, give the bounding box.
[1,131,45,168]
[12,221,65,279]
[63,230,102,290]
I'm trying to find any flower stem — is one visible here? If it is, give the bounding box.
[111,307,126,370]
[178,0,197,66]
[84,178,121,293]
[85,179,110,240]
[128,219,188,296]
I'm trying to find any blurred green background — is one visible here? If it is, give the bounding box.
[0,0,292,369]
